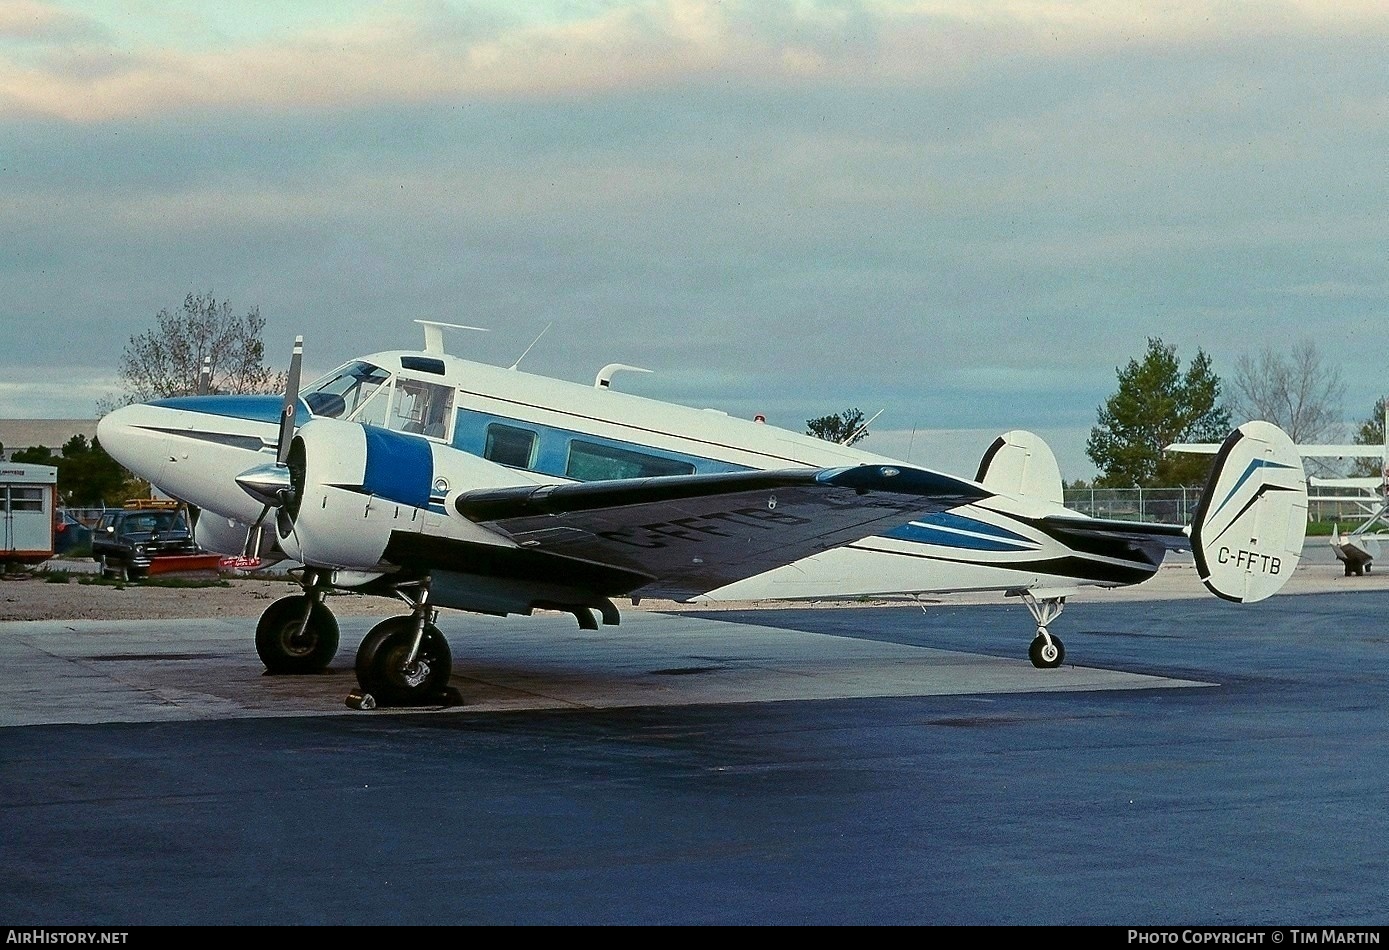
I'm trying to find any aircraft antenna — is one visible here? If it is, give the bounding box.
[842,408,885,446]
[414,320,488,356]
[509,323,553,371]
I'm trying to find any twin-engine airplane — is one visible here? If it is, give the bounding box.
[98,321,1310,707]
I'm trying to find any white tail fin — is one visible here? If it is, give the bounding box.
[974,430,1064,506]
[1189,420,1308,603]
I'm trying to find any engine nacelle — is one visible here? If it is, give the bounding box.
[278,419,533,571]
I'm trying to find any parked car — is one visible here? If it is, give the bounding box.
[91,502,211,581]
[53,509,93,555]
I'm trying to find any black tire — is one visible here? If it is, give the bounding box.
[355,616,452,706]
[255,595,340,674]
[1029,634,1064,669]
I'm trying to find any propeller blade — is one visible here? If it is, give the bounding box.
[276,336,304,466]
[243,505,272,559]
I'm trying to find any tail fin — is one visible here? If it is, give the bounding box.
[975,430,1064,506]
[1189,420,1308,602]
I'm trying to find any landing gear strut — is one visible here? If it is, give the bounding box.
[351,577,460,708]
[1019,591,1066,669]
[255,570,340,674]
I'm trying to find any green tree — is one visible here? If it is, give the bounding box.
[1087,338,1230,488]
[806,408,868,446]
[53,435,144,506]
[100,291,286,412]
[11,445,56,465]
[1351,396,1388,478]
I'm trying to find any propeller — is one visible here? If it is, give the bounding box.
[235,335,304,558]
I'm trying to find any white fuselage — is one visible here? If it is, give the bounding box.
[98,348,1157,604]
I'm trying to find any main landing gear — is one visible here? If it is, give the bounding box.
[350,579,459,709]
[1018,590,1066,669]
[254,572,460,708]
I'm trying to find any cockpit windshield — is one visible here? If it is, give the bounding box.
[302,361,390,420]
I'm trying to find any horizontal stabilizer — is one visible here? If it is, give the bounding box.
[1189,421,1308,603]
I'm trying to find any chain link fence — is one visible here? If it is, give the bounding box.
[1063,486,1382,526]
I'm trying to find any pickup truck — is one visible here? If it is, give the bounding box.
[91,503,220,581]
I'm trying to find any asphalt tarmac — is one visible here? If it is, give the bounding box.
[2,544,1387,926]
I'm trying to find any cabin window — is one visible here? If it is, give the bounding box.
[303,361,391,420]
[387,378,455,439]
[483,424,538,469]
[565,440,695,481]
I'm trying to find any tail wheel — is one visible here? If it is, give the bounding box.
[355,616,453,706]
[255,594,340,674]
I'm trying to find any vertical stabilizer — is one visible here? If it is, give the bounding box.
[1189,420,1308,602]
[974,430,1064,506]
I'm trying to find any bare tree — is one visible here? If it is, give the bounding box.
[100,292,287,413]
[1228,340,1346,444]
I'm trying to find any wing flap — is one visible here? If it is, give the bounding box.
[454,465,990,598]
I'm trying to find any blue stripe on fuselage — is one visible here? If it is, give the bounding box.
[362,425,433,509]
[883,510,1037,552]
[149,394,311,426]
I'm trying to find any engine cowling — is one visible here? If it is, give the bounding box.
[277,419,529,571]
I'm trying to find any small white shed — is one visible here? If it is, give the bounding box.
[0,463,57,565]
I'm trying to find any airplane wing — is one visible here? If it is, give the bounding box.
[451,464,992,599]
[1309,476,1383,491]
[1168,441,1384,459]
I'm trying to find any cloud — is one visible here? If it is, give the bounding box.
[0,0,105,43]
[4,1,1389,121]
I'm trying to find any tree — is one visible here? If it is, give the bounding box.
[53,435,144,506]
[807,408,868,446]
[9,437,140,504]
[1087,337,1230,488]
[1228,340,1346,443]
[1351,396,1388,478]
[100,291,286,412]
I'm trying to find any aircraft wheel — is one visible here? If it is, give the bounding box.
[255,595,340,674]
[1029,633,1064,669]
[355,616,452,706]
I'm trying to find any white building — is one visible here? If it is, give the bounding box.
[1,462,57,565]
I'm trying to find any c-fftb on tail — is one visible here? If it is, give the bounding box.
[1188,420,1309,603]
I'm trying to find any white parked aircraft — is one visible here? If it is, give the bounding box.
[98,322,1309,707]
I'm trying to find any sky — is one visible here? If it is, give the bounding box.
[1,0,1386,480]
